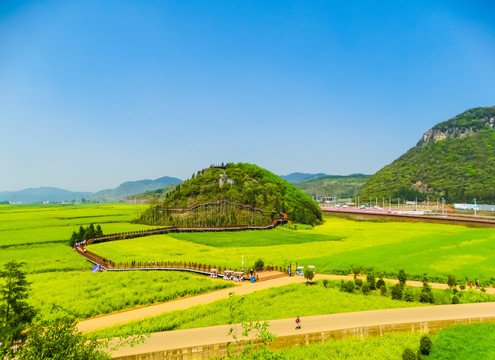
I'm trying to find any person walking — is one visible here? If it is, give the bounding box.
[295,315,301,330]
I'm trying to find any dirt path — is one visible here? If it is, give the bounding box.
[77,273,493,334]
[109,302,495,358]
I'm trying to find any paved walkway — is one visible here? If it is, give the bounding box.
[110,302,495,358]
[77,273,493,333]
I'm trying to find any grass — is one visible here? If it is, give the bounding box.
[27,271,232,321]
[90,215,495,284]
[0,204,231,321]
[279,332,423,360]
[88,281,429,339]
[427,322,495,359]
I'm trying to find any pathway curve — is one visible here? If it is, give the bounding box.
[77,273,494,333]
[110,302,495,358]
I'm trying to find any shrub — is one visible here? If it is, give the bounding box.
[391,284,403,300]
[354,278,363,288]
[340,280,355,293]
[304,268,315,284]
[452,295,459,304]
[362,283,371,295]
[459,284,466,290]
[481,287,486,293]
[254,259,264,271]
[398,269,407,287]
[322,279,329,288]
[403,287,415,302]
[402,348,416,360]
[376,277,385,289]
[453,288,458,295]
[419,335,433,355]
[380,284,387,296]
[366,272,376,290]
[419,290,434,304]
[351,266,362,279]
[447,274,457,289]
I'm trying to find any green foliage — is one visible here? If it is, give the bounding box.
[362,282,370,295]
[427,322,495,359]
[294,174,370,199]
[254,259,264,271]
[402,348,416,360]
[403,287,414,302]
[303,268,314,284]
[322,279,329,288]
[0,261,36,346]
[366,271,376,290]
[447,274,457,289]
[359,106,495,203]
[376,277,385,289]
[379,284,387,296]
[391,284,403,300]
[354,278,363,288]
[452,295,459,304]
[419,335,433,355]
[398,269,407,288]
[139,163,322,226]
[15,317,110,360]
[68,223,103,246]
[339,280,355,293]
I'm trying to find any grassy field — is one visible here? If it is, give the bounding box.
[280,332,423,360]
[88,279,495,339]
[90,215,495,284]
[427,322,495,359]
[0,204,231,321]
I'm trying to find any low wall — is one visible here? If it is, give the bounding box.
[113,316,495,360]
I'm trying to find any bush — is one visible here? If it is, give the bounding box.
[376,277,385,289]
[366,272,376,290]
[304,268,315,284]
[398,269,407,287]
[362,283,371,295]
[340,280,355,293]
[452,295,459,304]
[447,274,457,289]
[254,259,264,271]
[403,287,415,302]
[459,284,466,290]
[419,290,434,304]
[322,279,329,288]
[402,347,416,360]
[380,284,387,296]
[481,287,486,293]
[351,266,362,279]
[391,284,403,300]
[419,335,433,355]
[354,278,363,288]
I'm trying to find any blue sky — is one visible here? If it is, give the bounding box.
[1,1,494,192]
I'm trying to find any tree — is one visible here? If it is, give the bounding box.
[391,284,403,300]
[366,272,376,290]
[447,274,457,289]
[254,259,264,271]
[16,317,110,360]
[0,261,36,351]
[398,269,407,288]
[96,225,103,237]
[303,268,314,284]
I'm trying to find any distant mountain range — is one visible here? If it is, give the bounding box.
[0,176,183,204]
[279,172,328,183]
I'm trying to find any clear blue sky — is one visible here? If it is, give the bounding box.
[1,1,494,192]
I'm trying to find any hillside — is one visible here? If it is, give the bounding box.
[124,184,178,204]
[295,174,370,198]
[91,176,182,201]
[359,106,495,203]
[138,163,322,226]
[280,172,328,184]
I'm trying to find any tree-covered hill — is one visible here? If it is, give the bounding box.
[138,163,322,226]
[294,174,370,198]
[359,106,495,203]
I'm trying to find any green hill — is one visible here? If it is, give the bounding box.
[359,106,495,203]
[138,163,322,226]
[294,174,370,199]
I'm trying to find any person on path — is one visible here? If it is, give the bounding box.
[295,315,301,330]
[476,280,480,290]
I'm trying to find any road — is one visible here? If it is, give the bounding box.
[109,302,495,358]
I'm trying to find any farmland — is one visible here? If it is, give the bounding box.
[90,216,495,284]
[0,204,232,321]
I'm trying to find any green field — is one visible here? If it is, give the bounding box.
[90,215,495,284]
[0,204,231,321]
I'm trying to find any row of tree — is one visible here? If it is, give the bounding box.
[68,224,103,246]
